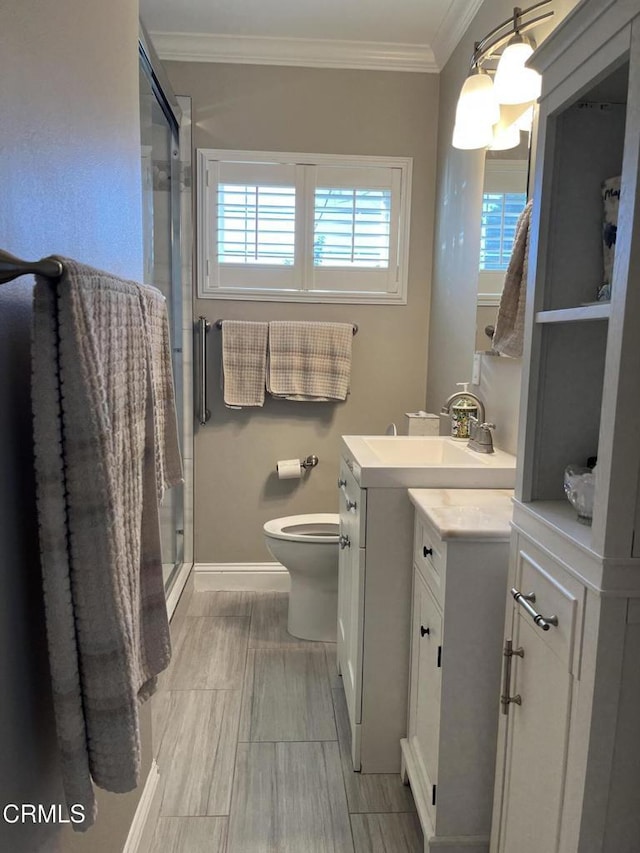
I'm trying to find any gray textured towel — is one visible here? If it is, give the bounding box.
[139,283,183,497]
[32,259,182,830]
[267,321,353,401]
[493,199,533,358]
[221,320,268,408]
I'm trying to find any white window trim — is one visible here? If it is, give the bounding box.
[197,149,412,304]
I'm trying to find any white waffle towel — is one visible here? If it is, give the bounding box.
[222,320,268,408]
[267,321,353,401]
[493,200,533,358]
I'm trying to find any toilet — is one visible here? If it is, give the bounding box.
[263,513,340,642]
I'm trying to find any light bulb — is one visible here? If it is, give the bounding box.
[494,38,541,104]
[454,68,500,127]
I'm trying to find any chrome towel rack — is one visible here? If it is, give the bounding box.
[214,319,358,335]
[198,317,211,426]
[0,249,64,284]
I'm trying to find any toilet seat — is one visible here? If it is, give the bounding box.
[263,513,340,544]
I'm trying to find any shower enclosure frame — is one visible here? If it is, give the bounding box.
[139,23,194,609]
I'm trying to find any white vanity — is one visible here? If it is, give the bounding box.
[337,435,516,773]
[401,489,512,853]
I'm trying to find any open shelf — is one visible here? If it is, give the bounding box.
[529,321,606,504]
[536,303,611,324]
[540,86,627,312]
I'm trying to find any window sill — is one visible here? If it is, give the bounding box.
[196,287,408,305]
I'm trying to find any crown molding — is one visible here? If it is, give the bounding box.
[149,31,439,73]
[430,0,486,69]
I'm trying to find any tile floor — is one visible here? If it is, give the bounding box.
[149,591,422,852]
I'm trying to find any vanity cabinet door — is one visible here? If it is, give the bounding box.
[337,460,366,761]
[497,613,573,853]
[339,538,365,736]
[409,568,443,822]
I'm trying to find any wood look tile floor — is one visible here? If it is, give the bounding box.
[149,591,421,853]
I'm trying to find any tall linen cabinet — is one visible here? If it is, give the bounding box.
[490,2,640,852]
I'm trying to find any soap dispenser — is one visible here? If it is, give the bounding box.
[451,382,478,440]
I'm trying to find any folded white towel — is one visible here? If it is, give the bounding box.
[267,321,353,401]
[32,258,181,830]
[493,199,533,358]
[222,320,268,408]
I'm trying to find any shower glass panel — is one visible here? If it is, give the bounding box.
[139,48,184,592]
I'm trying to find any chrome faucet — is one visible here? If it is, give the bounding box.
[467,417,495,454]
[440,391,495,453]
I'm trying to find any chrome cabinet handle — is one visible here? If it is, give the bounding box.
[423,546,433,558]
[338,477,357,511]
[339,534,351,549]
[420,625,430,637]
[198,316,211,425]
[500,638,524,715]
[512,588,559,631]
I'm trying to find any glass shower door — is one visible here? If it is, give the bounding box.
[139,57,184,591]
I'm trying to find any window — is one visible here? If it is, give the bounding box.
[477,159,529,307]
[218,184,296,266]
[313,187,391,268]
[197,150,412,303]
[479,191,528,271]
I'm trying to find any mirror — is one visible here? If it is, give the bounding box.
[475,137,530,353]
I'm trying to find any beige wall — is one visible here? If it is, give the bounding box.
[0,3,150,851]
[425,0,579,455]
[165,62,438,562]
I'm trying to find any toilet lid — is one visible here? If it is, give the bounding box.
[263,513,340,543]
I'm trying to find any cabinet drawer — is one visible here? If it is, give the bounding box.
[413,512,446,605]
[339,457,366,541]
[514,540,584,674]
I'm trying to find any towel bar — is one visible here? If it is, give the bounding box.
[214,318,358,335]
[198,317,211,426]
[0,249,64,284]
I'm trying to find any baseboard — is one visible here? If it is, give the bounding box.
[122,759,162,853]
[195,562,290,591]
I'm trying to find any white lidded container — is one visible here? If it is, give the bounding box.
[450,382,478,440]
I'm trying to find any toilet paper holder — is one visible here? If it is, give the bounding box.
[275,455,319,477]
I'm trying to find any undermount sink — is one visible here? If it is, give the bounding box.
[341,435,517,488]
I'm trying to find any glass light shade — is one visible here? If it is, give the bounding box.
[489,123,521,150]
[516,105,535,131]
[452,119,495,150]
[455,69,500,127]
[494,40,541,104]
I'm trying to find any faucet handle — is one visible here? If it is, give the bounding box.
[467,421,495,454]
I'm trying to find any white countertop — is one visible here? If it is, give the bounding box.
[408,488,514,540]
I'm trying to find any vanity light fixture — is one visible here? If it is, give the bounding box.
[452,1,553,150]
